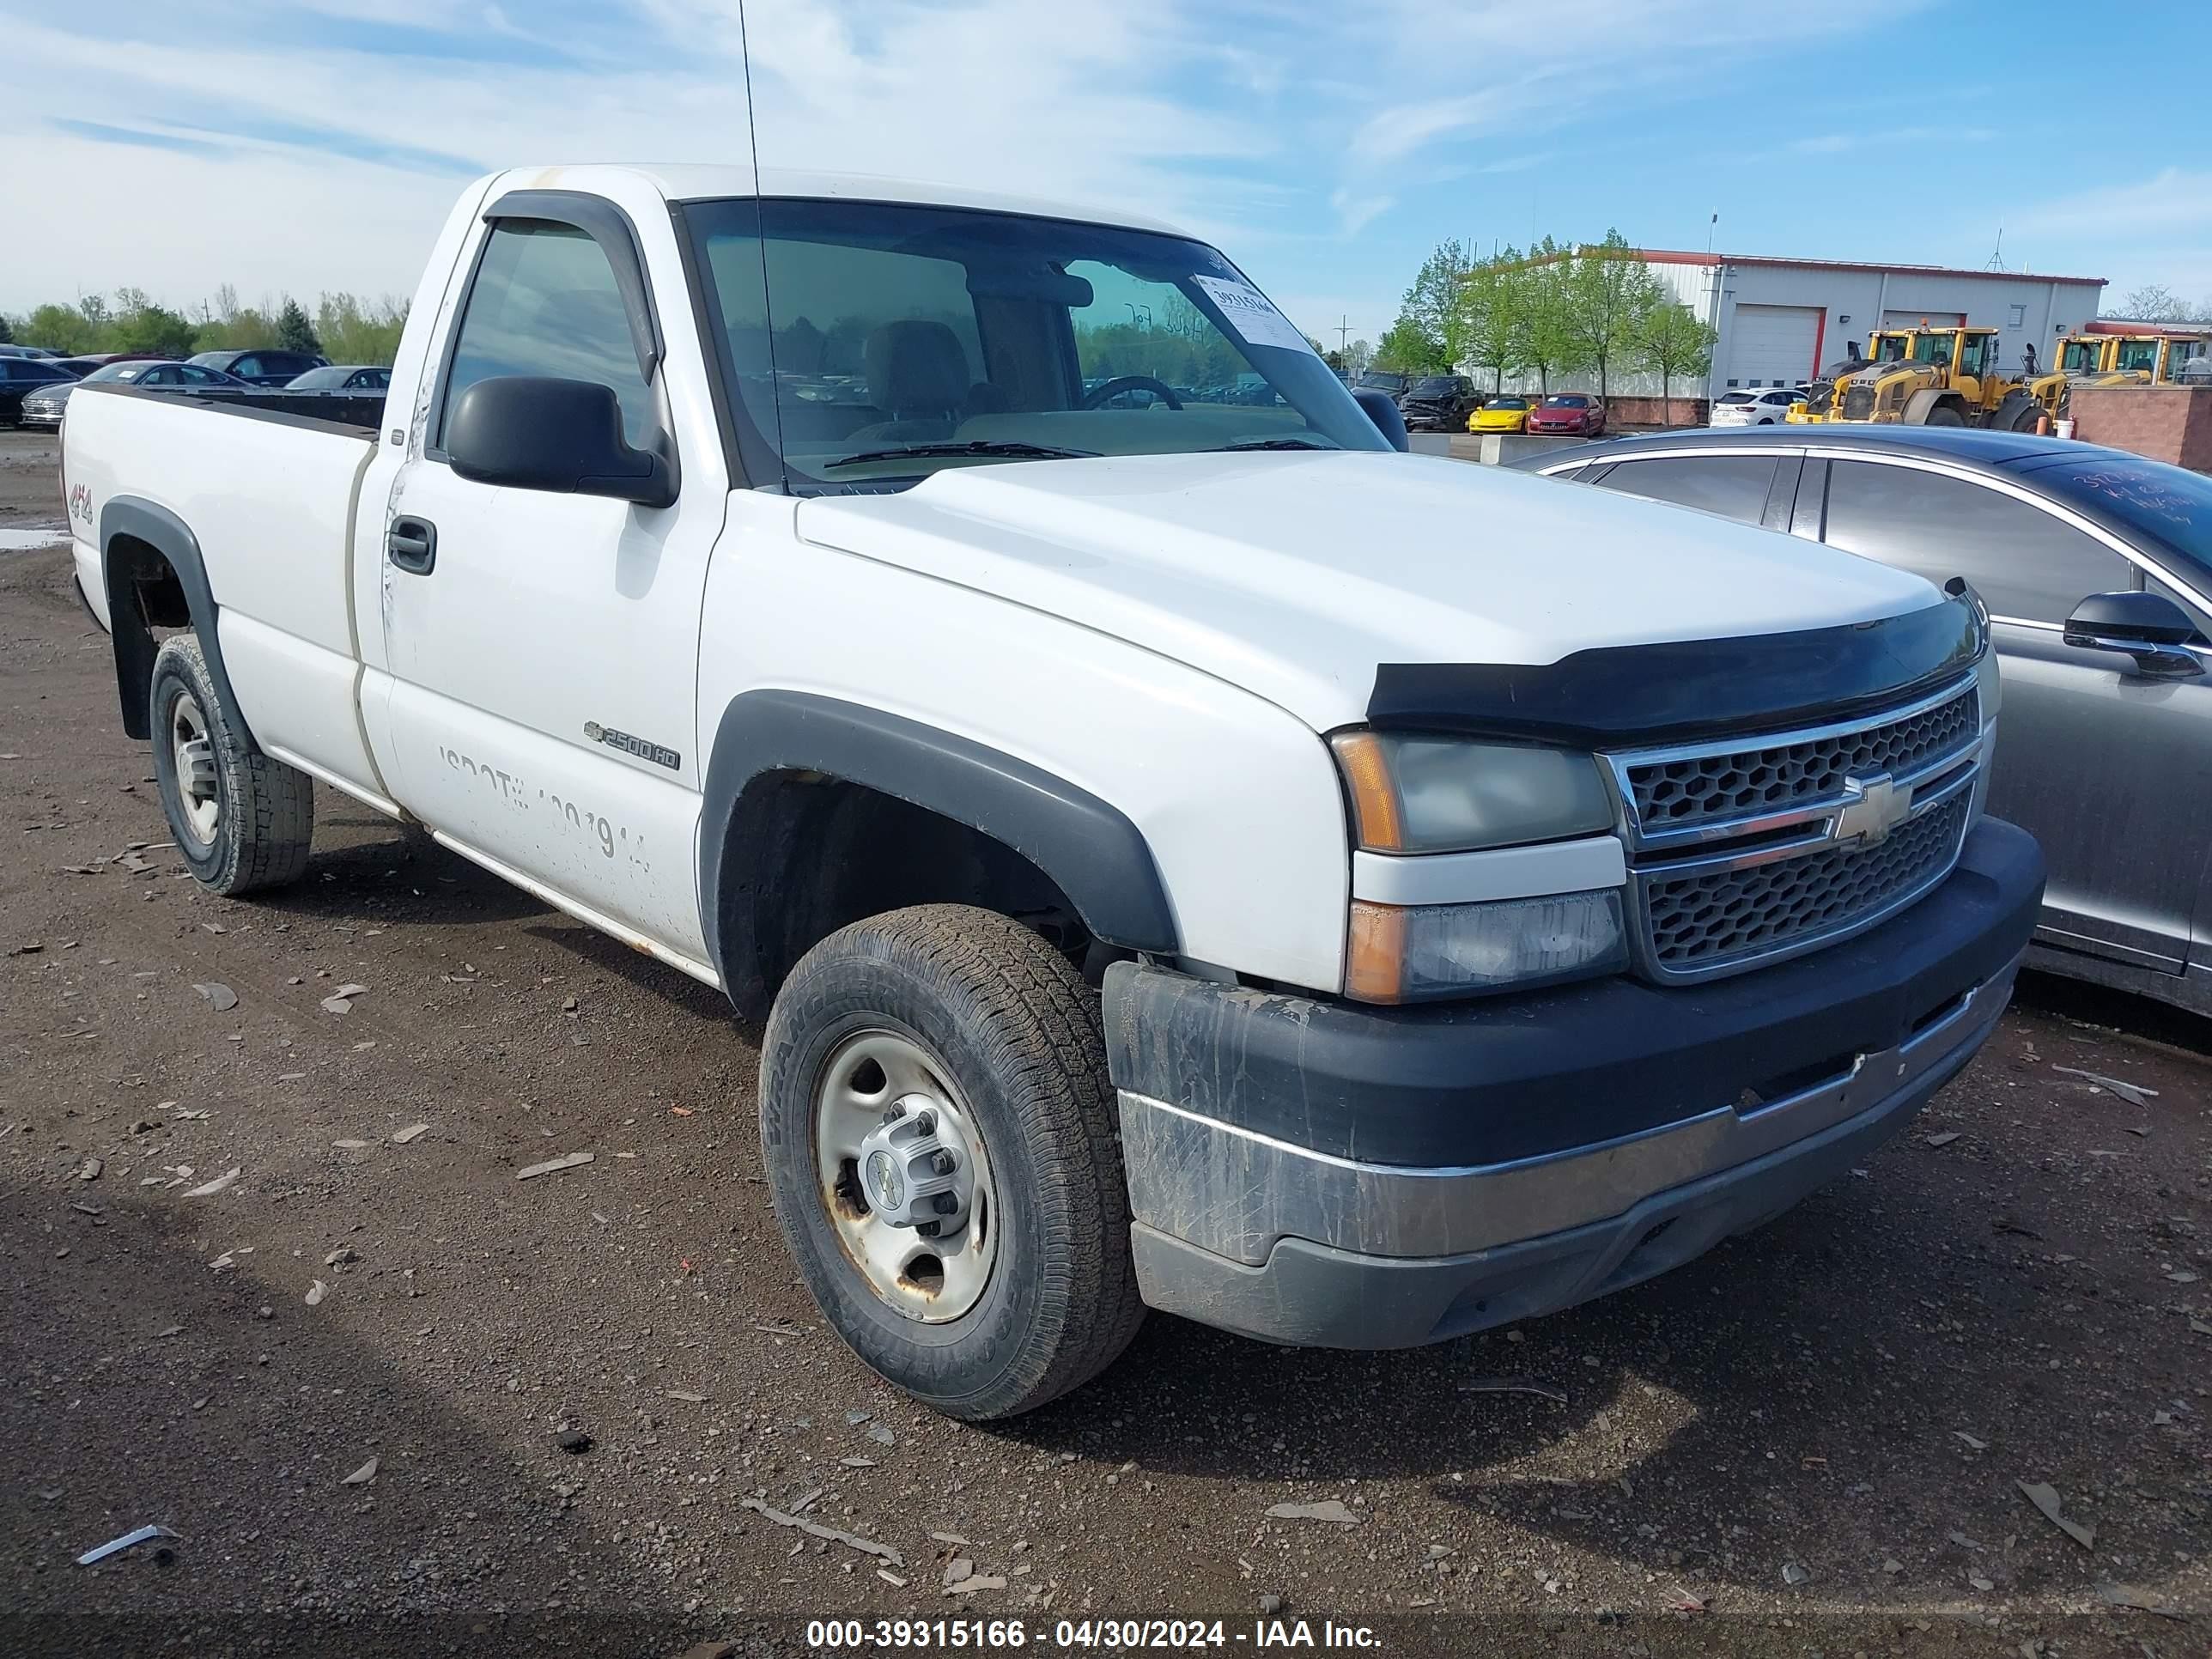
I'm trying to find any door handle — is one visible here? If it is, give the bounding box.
[387,515,437,575]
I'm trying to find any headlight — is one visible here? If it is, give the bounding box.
[1330,732,1615,853]
[1346,890,1627,1004]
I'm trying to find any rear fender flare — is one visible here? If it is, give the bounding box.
[698,690,1178,1000]
[100,497,255,748]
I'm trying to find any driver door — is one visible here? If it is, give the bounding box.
[375,193,726,967]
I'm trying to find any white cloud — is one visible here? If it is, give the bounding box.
[2014,167,2212,240]
[0,0,1943,319]
[1790,125,1991,155]
[1328,188,1395,238]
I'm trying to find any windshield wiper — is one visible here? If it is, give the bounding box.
[823,440,1100,470]
[1215,437,1336,452]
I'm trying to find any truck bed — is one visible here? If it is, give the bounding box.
[164,383,387,436]
[63,381,390,805]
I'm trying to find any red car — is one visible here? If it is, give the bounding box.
[1525,392,1606,436]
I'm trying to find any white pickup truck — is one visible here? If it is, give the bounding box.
[61,165,2042,1419]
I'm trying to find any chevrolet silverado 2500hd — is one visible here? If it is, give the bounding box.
[60,166,2043,1419]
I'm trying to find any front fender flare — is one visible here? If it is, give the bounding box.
[698,690,1178,996]
[100,496,255,747]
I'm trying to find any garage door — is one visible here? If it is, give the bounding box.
[1881,308,1964,331]
[1728,304,1822,387]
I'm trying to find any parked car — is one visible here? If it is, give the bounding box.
[1468,393,1532,432]
[1397,374,1483,431]
[283,364,393,392]
[0,343,65,360]
[1520,423,2212,1013]
[62,164,2037,1419]
[1527,392,1606,436]
[188,348,329,386]
[1353,369,1410,398]
[0,356,79,425]
[1710,387,1801,428]
[20,359,246,428]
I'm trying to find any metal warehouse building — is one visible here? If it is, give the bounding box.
[1500,249,2108,420]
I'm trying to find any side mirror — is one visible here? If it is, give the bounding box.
[2063,590,2203,678]
[1352,386,1410,452]
[446,375,675,508]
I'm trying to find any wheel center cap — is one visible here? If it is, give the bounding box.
[866,1149,904,1210]
[854,1093,970,1232]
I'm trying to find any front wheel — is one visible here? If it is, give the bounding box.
[758,905,1145,1419]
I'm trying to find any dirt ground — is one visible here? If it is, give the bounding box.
[2,426,2207,1658]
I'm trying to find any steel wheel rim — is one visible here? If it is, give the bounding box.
[169,691,221,846]
[813,1028,1000,1323]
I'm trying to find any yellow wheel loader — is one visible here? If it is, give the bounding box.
[2055,331,2212,386]
[1790,325,2054,431]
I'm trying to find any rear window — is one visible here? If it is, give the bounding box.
[2030,454,2212,584]
[1717,392,1754,404]
[1592,454,1777,526]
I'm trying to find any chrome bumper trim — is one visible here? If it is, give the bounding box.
[1118,959,2014,1267]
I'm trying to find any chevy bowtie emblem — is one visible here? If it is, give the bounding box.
[1832,773,1913,847]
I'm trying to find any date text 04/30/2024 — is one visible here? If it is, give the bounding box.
[804,1620,1384,1650]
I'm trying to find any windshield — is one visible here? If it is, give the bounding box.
[1410,377,1459,396]
[685,197,1386,490]
[84,363,143,382]
[1544,394,1589,407]
[1356,371,1407,392]
[2033,455,2212,581]
[1487,396,1528,410]
[2059,339,2102,374]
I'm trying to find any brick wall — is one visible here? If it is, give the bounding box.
[1607,394,1710,428]
[2067,386,2212,471]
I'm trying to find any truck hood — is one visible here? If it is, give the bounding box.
[794,450,1942,732]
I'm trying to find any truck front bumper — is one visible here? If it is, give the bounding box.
[1103,817,2043,1348]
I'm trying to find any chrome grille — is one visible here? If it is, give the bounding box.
[1606,676,1984,984]
[1644,797,1969,971]
[1627,688,1978,832]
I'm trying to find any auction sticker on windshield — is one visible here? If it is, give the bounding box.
[1192,276,1313,353]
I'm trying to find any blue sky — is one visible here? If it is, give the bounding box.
[5,0,2208,338]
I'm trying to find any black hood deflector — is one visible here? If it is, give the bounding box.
[1365,591,1984,748]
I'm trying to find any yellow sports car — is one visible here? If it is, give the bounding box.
[1468,395,1530,433]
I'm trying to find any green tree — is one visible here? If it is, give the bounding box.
[276,297,322,355]
[1559,228,1662,402]
[0,313,14,345]
[191,284,280,352]
[1635,301,1717,427]
[1515,239,1583,393]
[1405,239,1476,369]
[18,302,100,355]
[1460,249,1527,392]
[316,293,408,365]
[1373,317,1444,374]
[109,289,198,356]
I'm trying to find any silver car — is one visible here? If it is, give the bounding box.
[1518,426,2212,1015]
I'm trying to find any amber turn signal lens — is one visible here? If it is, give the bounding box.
[1345,900,1409,1004]
[1329,732,1405,852]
